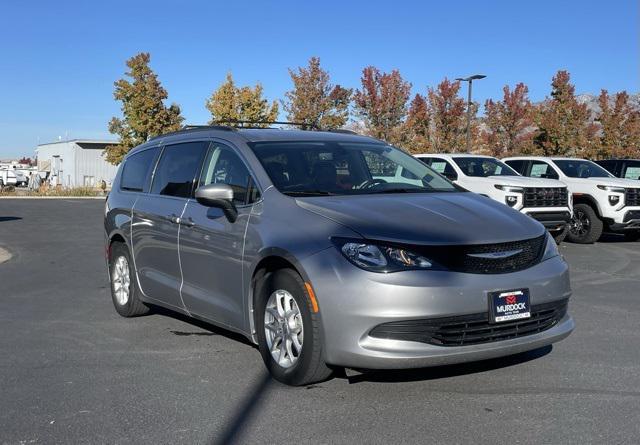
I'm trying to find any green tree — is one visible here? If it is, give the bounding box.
[428,78,467,153]
[534,70,595,156]
[105,53,183,165]
[353,66,411,145]
[284,57,352,129]
[206,73,278,127]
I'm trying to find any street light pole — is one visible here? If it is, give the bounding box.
[455,74,486,152]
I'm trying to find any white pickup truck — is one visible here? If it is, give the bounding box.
[415,154,573,242]
[503,156,640,243]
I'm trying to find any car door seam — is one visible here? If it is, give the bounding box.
[241,209,252,334]
[177,199,191,316]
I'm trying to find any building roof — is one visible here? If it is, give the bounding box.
[37,139,116,148]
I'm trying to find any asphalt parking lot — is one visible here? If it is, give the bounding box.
[1,199,639,444]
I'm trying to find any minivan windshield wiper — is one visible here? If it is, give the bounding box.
[367,187,440,194]
[282,190,337,197]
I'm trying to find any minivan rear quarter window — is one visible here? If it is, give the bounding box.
[121,147,159,192]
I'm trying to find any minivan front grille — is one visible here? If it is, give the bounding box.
[625,188,640,207]
[369,299,568,346]
[523,187,568,208]
[416,235,546,274]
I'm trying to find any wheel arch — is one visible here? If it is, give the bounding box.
[572,194,602,217]
[247,249,312,344]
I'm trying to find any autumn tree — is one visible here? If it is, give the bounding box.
[403,93,431,154]
[482,83,535,156]
[284,57,352,129]
[428,78,467,153]
[105,53,184,165]
[593,90,640,159]
[534,70,595,156]
[18,157,34,166]
[353,66,411,145]
[205,73,278,127]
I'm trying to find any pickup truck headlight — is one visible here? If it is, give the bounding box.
[334,238,441,272]
[541,232,560,261]
[597,185,625,193]
[494,184,524,193]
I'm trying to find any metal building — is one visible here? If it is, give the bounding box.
[36,139,119,187]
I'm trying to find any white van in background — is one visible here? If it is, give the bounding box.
[0,169,17,187]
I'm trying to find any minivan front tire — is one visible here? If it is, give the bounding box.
[109,242,150,317]
[255,268,333,386]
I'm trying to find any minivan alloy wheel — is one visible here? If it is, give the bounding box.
[264,289,304,368]
[112,256,131,305]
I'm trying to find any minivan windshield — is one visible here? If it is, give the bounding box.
[553,159,613,178]
[249,141,458,196]
[452,157,519,177]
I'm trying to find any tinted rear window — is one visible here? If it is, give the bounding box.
[121,148,158,192]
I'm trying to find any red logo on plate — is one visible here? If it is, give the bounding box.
[505,295,517,305]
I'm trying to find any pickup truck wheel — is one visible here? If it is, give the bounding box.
[624,231,640,241]
[109,242,149,317]
[255,268,333,386]
[567,204,603,244]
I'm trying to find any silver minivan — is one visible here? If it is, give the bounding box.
[104,126,574,386]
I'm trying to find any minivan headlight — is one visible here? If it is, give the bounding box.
[541,232,560,261]
[334,238,440,272]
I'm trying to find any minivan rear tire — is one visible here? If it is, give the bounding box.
[255,268,333,386]
[109,242,150,317]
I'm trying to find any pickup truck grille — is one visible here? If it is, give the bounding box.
[523,187,568,208]
[625,188,640,207]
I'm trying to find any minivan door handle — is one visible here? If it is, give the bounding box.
[181,217,195,228]
[168,214,181,225]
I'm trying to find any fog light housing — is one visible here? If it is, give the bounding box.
[609,195,620,206]
[505,195,518,207]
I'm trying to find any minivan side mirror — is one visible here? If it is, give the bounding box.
[195,184,238,223]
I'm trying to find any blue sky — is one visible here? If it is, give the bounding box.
[0,0,637,158]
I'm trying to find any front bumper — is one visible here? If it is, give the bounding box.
[523,209,571,232]
[302,248,573,369]
[608,210,640,231]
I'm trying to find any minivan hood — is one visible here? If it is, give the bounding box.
[485,176,565,187]
[296,192,544,245]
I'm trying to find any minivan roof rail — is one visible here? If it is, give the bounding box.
[325,129,358,135]
[146,122,361,142]
[147,124,236,142]
[211,120,319,130]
